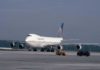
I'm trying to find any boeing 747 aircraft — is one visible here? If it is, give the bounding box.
[25,23,66,55]
[10,23,92,56]
[24,23,91,56]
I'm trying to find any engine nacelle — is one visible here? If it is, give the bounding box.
[76,44,90,56]
[10,42,16,47]
[10,41,25,49]
[76,44,82,50]
[57,45,63,50]
[19,43,24,49]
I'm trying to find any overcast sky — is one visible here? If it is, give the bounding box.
[0,0,100,43]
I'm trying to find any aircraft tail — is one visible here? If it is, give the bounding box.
[57,22,64,38]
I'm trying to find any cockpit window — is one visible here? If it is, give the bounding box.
[27,34,40,37]
[27,34,32,36]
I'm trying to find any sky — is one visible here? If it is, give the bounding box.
[0,0,100,43]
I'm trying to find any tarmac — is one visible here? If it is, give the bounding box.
[0,51,100,70]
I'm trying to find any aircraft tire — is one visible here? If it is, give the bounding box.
[56,50,66,56]
[33,48,37,51]
[85,51,90,56]
[28,49,32,51]
[51,48,55,52]
[56,50,61,56]
[77,51,83,56]
[46,49,51,52]
[61,51,66,56]
[40,48,45,52]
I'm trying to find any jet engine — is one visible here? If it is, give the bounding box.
[10,41,16,48]
[56,45,66,56]
[76,44,82,50]
[76,44,90,56]
[10,41,25,49]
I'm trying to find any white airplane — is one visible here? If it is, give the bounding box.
[25,23,66,55]
[24,23,94,56]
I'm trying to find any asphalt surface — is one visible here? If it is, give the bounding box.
[0,51,100,70]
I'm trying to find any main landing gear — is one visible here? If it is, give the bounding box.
[56,50,66,56]
[77,50,90,57]
[56,45,66,56]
